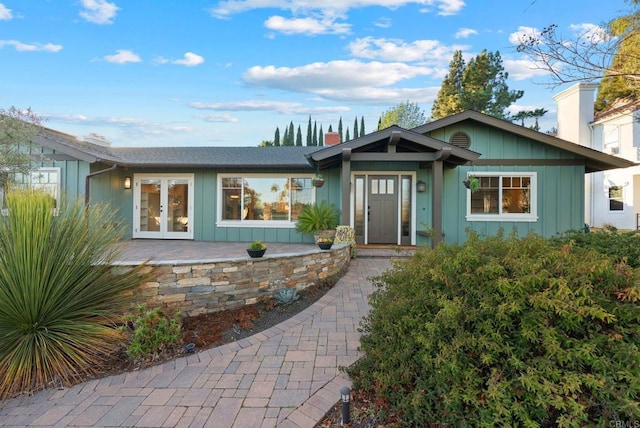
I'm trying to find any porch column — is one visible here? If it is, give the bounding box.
[432,160,444,246]
[341,148,351,225]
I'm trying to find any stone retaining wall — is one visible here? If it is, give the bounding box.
[123,244,351,316]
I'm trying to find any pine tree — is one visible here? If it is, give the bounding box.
[353,117,359,139]
[312,121,318,146]
[360,116,365,136]
[319,125,324,146]
[431,50,523,120]
[296,125,303,146]
[274,127,280,146]
[306,116,312,146]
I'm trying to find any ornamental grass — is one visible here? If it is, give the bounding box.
[0,190,149,399]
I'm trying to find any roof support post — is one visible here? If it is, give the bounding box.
[341,148,351,225]
[431,160,444,247]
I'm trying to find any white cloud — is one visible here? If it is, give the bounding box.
[455,27,477,39]
[0,40,63,52]
[347,37,468,65]
[79,0,119,24]
[190,99,351,115]
[172,52,205,66]
[503,58,552,80]
[264,15,350,35]
[0,3,12,20]
[210,0,465,19]
[104,49,141,64]
[569,23,609,43]
[196,113,239,123]
[509,25,540,45]
[374,17,392,28]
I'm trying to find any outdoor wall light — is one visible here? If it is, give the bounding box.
[416,180,426,193]
[124,176,132,189]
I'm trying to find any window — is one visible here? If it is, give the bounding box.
[1,168,61,215]
[608,186,624,211]
[466,173,537,222]
[219,175,313,225]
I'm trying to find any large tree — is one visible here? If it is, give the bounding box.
[432,50,523,120]
[516,0,639,112]
[0,107,43,187]
[378,101,426,129]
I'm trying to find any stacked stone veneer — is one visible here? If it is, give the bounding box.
[125,244,351,316]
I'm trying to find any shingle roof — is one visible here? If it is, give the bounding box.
[34,127,322,169]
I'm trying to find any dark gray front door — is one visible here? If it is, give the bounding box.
[368,175,398,244]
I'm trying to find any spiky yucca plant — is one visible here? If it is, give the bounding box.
[0,190,149,398]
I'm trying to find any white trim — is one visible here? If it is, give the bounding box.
[216,173,316,228]
[466,172,538,222]
[133,173,194,239]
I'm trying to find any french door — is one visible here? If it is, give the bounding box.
[133,174,194,239]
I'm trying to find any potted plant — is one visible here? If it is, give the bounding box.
[246,240,267,258]
[311,174,325,188]
[315,236,334,250]
[295,201,340,248]
[463,175,480,193]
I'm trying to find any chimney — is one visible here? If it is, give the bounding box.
[553,83,598,147]
[82,133,112,147]
[324,132,340,146]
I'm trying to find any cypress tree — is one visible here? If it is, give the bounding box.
[319,125,324,146]
[274,127,280,146]
[345,128,350,142]
[296,125,303,146]
[353,117,359,139]
[338,117,343,142]
[360,116,365,136]
[287,121,295,146]
[306,116,312,146]
[312,121,318,146]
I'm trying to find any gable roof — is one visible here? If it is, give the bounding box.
[307,125,481,169]
[593,97,640,123]
[412,110,636,173]
[34,127,320,169]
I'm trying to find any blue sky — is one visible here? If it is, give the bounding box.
[0,0,630,147]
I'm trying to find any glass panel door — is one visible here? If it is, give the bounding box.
[134,175,193,239]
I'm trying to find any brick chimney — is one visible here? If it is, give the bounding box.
[324,132,340,146]
[553,83,598,147]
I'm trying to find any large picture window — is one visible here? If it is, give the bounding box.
[466,173,537,222]
[219,175,313,225]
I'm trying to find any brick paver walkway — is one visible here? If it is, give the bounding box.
[0,257,392,428]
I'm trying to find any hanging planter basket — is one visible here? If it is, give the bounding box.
[463,176,480,193]
[312,174,325,188]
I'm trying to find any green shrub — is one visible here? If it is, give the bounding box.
[552,227,640,267]
[0,190,150,398]
[349,231,640,426]
[123,305,182,359]
[295,201,340,235]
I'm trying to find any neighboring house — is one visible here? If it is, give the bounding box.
[25,109,633,246]
[554,83,640,230]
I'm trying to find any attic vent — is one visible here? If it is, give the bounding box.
[449,132,471,149]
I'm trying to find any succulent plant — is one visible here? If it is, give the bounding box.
[274,288,299,305]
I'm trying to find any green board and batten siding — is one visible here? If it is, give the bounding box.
[427,122,586,244]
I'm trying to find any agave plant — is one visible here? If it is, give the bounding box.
[274,288,300,305]
[0,190,149,398]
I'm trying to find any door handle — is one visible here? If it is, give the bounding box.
[367,205,370,221]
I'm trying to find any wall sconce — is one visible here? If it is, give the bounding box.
[416,181,426,193]
[124,176,131,190]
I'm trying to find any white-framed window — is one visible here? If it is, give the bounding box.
[608,186,624,211]
[604,126,620,155]
[3,167,61,205]
[466,172,537,222]
[218,174,314,227]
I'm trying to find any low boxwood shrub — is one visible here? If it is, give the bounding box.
[349,231,640,426]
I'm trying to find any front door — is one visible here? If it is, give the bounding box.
[368,175,398,244]
[133,174,194,239]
